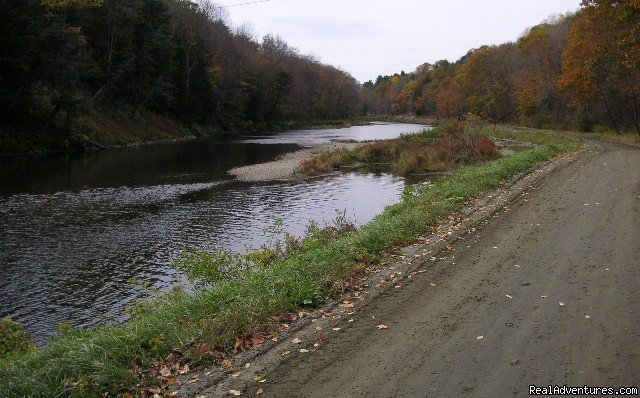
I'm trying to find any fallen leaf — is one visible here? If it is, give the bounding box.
[376,324,388,330]
[251,333,266,346]
[222,359,233,369]
[159,366,171,378]
[292,337,303,344]
[585,315,591,319]
[255,375,266,382]
[198,343,209,356]
[429,283,437,287]
[229,390,242,396]
[332,328,341,331]
[256,388,264,396]
[245,363,251,368]
[179,364,190,375]
[299,348,309,353]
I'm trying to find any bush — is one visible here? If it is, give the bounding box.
[0,318,35,361]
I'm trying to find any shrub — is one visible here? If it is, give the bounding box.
[0,318,35,361]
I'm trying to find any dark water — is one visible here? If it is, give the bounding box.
[0,123,427,343]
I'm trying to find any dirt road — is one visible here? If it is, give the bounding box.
[225,139,639,397]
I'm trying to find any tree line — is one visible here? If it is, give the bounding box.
[0,0,361,151]
[361,0,640,135]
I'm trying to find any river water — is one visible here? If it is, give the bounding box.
[0,123,427,343]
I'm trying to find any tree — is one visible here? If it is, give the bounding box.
[561,0,640,134]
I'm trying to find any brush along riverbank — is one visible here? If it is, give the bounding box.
[299,118,500,177]
[231,117,499,182]
[0,126,578,397]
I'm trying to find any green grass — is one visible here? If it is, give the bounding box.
[0,127,577,397]
[0,319,35,362]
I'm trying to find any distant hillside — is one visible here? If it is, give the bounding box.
[361,1,639,135]
[0,0,361,153]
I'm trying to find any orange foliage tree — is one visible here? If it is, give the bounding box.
[560,0,640,134]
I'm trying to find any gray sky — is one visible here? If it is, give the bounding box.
[216,0,581,82]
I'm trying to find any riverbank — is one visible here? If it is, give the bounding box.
[0,125,578,397]
[229,119,512,183]
[0,114,368,156]
[229,141,366,182]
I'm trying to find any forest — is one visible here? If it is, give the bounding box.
[0,0,361,152]
[1,0,638,153]
[361,0,640,135]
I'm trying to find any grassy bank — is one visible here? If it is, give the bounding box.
[300,119,499,176]
[0,127,576,397]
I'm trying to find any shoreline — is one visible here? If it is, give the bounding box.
[228,141,367,182]
[0,119,371,159]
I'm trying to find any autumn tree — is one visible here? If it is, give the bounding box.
[561,0,640,133]
[0,0,362,151]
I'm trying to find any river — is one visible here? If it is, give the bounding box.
[0,123,428,343]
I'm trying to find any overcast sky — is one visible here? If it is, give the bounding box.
[215,0,581,82]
